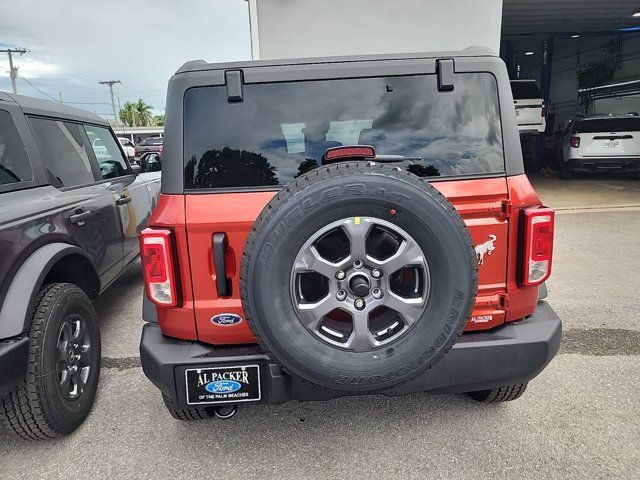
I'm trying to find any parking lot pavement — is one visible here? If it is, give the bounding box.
[0,354,638,480]
[1,187,639,479]
[530,173,640,211]
[547,210,640,332]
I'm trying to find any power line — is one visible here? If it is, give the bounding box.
[27,51,102,84]
[0,47,27,94]
[20,77,57,101]
[99,80,121,126]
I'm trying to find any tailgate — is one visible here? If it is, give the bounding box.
[185,177,510,345]
[580,131,640,157]
[514,100,543,128]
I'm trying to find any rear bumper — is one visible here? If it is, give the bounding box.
[518,124,545,134]
[141,301,562,408]
[567,157,640,171]
[0,336,29,395]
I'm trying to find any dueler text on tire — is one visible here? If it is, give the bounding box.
[240,163,478,391]
[0,283,101,439]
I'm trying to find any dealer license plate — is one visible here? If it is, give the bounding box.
[185,365,261,405]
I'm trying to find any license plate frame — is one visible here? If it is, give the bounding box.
[184,364,262,405]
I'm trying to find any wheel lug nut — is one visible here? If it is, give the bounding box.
[335,270,346,280]
[372,288,383,299]
[353,260,363,269]
[371,269,382,279]
[354,298,365,310]
[336,290,347,301]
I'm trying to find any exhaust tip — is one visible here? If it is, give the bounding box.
[214,405,238,419]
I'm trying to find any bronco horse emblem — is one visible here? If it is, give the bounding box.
[475,235,497,265]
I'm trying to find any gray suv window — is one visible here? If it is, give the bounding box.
[84,125,130,179]
[28,117,95,187]
[183,73,505,189]
[0,110,32,186]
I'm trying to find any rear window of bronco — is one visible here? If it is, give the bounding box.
[183,73,505,189]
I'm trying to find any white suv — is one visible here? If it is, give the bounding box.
[510,80,546,134]
[560,115,640,179]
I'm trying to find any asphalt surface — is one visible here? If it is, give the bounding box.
[1,176,639,479]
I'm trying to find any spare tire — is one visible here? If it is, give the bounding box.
[240,163,477,391]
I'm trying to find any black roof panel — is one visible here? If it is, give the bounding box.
[175,46,497,75]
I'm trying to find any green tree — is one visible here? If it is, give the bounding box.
[117,99,154,127]
[134,99,153,126]
[152,114,165,126]
[118,101,137,127]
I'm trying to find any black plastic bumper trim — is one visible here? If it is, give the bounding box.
[140,301,562,408]
[142,292,157,323]
[0,336,29,395]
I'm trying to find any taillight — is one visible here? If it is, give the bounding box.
[570,136,580,148]
[541,104,546,118]
[140,228,179,307]
[159,146,164,155]
[519,207,554,287]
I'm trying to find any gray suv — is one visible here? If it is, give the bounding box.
[0,92,160,439]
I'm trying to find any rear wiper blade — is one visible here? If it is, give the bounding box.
[372,154,422,163]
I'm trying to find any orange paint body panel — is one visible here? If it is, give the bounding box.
[504,174,543,321]
[147,195,198,340]
[186,192,276,345]
[433,178,509,331]
[150,174,543,345]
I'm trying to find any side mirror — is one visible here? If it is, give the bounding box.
[141,153,162,172]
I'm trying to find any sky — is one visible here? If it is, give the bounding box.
[0,0,251,120]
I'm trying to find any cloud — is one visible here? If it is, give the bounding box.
[0,0,251,118]
[0,57,61,79]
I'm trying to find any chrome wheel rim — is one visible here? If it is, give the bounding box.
[291,216,430,352]
[56,314,91,401]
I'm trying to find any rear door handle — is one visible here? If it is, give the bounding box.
[69,209,92,224]
[213,233,231,297]
[116,195,132,205]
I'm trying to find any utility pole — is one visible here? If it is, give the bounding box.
[99,80,121,125]
[1,48,27,94]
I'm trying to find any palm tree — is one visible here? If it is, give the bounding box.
[152,114,165,126]
[118,102,137,127]
[134,99,153,126]
[118,99,155,127]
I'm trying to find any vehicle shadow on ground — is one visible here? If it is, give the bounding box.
[93,260,143,315]
[92,261,145,358]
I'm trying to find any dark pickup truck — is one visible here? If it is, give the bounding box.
[134,136,163,159]
[0,92,161,440]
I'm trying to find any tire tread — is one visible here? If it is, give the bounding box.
[161,394,213,421]
[469,383,528,403]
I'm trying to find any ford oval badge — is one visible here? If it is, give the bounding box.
[205,380,242,394]
[211,313,243,326]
